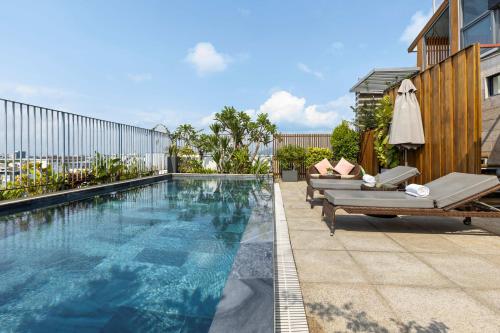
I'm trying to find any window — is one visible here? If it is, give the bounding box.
[462,14,494,47]
[460,0,498,51]
[488,73,500,97]
[462,0,489,25]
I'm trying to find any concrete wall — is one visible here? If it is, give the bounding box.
[481,51,500,166]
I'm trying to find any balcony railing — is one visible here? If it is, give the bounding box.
[0,98,169,198]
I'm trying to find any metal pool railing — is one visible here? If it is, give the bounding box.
[0,98,170,195]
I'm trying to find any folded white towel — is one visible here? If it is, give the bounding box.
[405,184,430,197]
[363,174,376,184]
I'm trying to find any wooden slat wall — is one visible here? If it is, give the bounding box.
[359,130,378,175]
[272,133,331,178]
[379,44,482,184]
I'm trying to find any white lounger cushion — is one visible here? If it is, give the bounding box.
[377,166,420,185]
[324,190,435,209]
[310,166,419,191]
[425,172,500,208]
[310,179,363,190]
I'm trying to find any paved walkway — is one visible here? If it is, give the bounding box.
[280,181,500,333]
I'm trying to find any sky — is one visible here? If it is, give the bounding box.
[0,0,438,133]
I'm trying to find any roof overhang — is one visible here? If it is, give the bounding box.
[350,67,420,94]
[408,0,449,52]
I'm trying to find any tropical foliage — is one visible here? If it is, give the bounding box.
[305,147,334,168]
[276,145,306,170]
[168,106,277,175]
[0,154,153,201]
[330,120,359,162]
[373,96,400,168]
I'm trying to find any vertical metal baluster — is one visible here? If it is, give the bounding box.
[27,105,30,189]
[45,108,48,187]
[51,110,54,187]
[20,104,23,188]
[62,113,66,181]
[72,114,75,184]
[57,112,60,183]
[11,102,15,187]
[3,101,7,188]
[39,107,42,190]
[33,107,37,186]
[77,116,81,181]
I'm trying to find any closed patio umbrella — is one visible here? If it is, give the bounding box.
[388,79,425,165]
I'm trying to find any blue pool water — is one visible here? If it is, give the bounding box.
[0,177,273,332]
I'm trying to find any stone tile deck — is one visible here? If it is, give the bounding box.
[280,181,500,333]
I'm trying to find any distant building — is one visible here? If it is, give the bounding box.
[408,0,500,168]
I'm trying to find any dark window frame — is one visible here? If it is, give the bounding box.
[487,73,500,97]
[460,1,498,50]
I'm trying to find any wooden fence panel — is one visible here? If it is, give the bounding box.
[377,44,482,183]
[359,130,377,175]
[272,133,331,178]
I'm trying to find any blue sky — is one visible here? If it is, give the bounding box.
[0,0,436,132]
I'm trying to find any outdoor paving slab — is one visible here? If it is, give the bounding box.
[328,215,380,233]
[301,282,400,333]
[414,252,500,288]
[469,289,500,313]
[350,251,452,287]
[335,231,407,252]
[406,216,483,234]
[289,230,344,251]
[386,232,467,253]
[441,233,500,255]
[293,249,366,284]
[483,254,500,267]
[285,207,323,219]
[286,217,330,232]
[377,285,500,332]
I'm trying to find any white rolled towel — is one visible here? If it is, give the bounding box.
[405,184,430,197]
[362,174,376,184]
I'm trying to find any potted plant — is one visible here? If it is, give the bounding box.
[276,144,306,182]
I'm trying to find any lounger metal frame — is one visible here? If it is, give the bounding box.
[322,184,500,236]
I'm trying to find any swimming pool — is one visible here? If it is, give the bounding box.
[0,176,274,332]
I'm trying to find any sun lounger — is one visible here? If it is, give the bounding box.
[322,172,500,235]
[307,166,420,203]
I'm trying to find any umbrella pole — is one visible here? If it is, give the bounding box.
[404,149,408,167]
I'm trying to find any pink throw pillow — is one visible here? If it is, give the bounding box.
[333,158,355,176]
[314,158,334,175]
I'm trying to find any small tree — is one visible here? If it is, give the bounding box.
[330,120,360,162]
[276,145,306,170]
[305,147,334,168]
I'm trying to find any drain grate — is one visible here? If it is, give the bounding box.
[274,184,309,333]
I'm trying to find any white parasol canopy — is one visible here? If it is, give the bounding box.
[388,79,425,149]
[388,79,425,166]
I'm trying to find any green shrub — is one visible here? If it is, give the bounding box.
[330,120,359,162]
[374,96,400,168]
[305,147,333,168]
[276,145,306,170]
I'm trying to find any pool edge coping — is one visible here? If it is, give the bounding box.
[274,183,309,332]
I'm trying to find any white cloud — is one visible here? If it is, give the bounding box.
[127,73,152,82]
[201,112,217,126]
[185,42,231,75]
[257,90,354,129]
[297,63,324,80]
[400,9,433,44]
